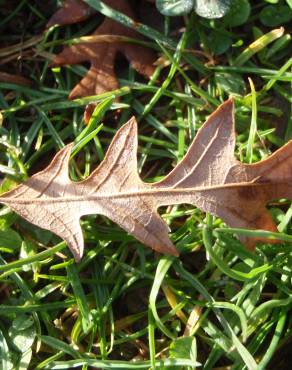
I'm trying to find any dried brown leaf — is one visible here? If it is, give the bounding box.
[47,0,95,27]
[48,0,156,99]
[1,100,292,261]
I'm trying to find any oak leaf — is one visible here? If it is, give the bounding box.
[1,99,292,261]
[48,0,156,99]
[47,0,96,26]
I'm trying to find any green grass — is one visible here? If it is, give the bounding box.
[0,0,292,369]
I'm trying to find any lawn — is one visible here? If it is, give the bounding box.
[0,0,292,369]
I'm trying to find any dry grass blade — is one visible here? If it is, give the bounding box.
[0,71,32,86]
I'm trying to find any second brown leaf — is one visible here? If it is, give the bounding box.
[47,0,156,100]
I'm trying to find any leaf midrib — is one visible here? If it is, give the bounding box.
[1,181,279,204]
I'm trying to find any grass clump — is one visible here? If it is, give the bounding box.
[0,1,292,369]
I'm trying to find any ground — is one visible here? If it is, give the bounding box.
[0,0,291,369]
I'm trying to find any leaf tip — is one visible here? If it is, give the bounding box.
[62,142,74,158]
[171,249,180,257]
[73,251,82,263]
[222,97,234,112]
[125,116,138,131]
[157,242,179,257]
[116,115,138,139]
[212,97,235,128]
[66,231,84,263]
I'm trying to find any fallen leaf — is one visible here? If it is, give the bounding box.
[47,0,96,27]
[48,0,156,99]
[1,99,292,261]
